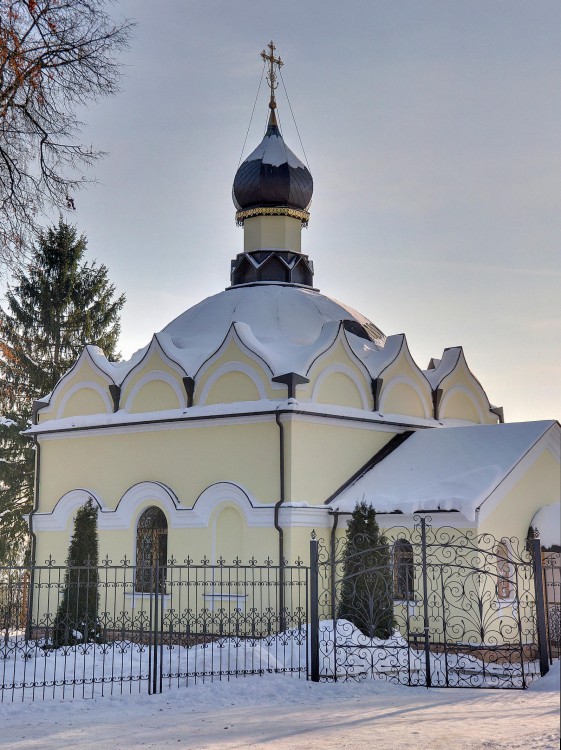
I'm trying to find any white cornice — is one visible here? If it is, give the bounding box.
[31,402,436,440]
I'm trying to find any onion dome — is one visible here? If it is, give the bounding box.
[232,109,313,226]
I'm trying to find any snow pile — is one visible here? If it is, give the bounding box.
[528,659,560,692]
[1,619,546,703]
[531,502,561,549]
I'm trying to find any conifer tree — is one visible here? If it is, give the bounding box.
[53,499,100,647]
[0,219,125,562]
[337,501,395,639]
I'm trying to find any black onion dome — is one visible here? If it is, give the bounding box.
[233,121,313,213]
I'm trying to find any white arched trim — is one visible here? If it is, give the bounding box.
[31,489,105,532]
[311,363,370,410]
[198,362,268,405]
[56,381,113,419]
[379,375,432,419]
[110,482,181,529]
[192,482,272,528]
[122,370,186,412]
[440,384,485,423]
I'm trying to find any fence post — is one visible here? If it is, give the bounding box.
[152,561,160,695]
[420,517,432,688]
[309,540,320,682]
[531,539,550,677]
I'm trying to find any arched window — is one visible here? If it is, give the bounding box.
[393,539,414,601]
[135,506,168,593]
[496,541,513,600]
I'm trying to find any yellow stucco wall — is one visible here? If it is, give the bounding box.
[60,388,110,419]
[286,419,396,505]
[205,371,261,405]
[129,379,183,413]
[37,418,280,514]
[380,382,427,419]
[480,449,560,540]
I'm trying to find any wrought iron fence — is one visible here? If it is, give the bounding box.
[1,523,558,702]
[309,517,554,689]
[0,557,308,702]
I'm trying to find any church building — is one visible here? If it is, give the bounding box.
[27,44,560,580]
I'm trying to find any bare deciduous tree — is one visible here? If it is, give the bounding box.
[0,0,133,270]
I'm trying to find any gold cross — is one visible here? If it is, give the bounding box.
[261,41,283,107]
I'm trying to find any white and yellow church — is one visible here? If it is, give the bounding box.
[27,45,560,578]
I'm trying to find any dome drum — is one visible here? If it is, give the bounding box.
[230,250,314,287]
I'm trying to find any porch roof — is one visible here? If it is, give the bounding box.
[330,420,559,522]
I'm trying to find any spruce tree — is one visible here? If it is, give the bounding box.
[0,219,125,562]
[53,499,101,647]
[337,501,395,639]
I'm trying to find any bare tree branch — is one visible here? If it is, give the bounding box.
[0,0,133,273]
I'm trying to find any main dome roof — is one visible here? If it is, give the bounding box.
[162,284,385,352]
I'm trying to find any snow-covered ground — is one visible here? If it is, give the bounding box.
[2,621,558,748]
[1,662,559,750]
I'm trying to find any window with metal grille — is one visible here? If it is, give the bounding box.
[135,506,168,593]
[393,538,414,601]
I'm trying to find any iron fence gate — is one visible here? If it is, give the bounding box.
[309,518,552,689]
[0,558,308,702]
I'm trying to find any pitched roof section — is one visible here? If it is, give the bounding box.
[330,421,559,521]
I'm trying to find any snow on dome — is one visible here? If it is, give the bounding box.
[530,502,561,549]
[163,284,382,347]
[160,284,385,375]
[243,133,306,170]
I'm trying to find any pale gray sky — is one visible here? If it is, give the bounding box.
[15,1,561,422]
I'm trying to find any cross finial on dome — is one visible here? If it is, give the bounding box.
[261,41,283,125]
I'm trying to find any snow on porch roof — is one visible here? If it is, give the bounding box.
[330,420,559,522]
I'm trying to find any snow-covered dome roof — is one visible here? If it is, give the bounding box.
[162,283,384,351]
[232,120,313,215]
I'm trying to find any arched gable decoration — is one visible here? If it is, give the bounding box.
[30,489,105,533]
[191,482,272,528]
[122,370,187,412]
[375,335,433,418]
[379,375,432,419]
[111,482,181,529]
[198,362,268,405]
[195,322,275,380]
[439,384,485,423]
[41,345,118,416]
[305,322,369,379]
[118,333,190,405]
[427,347,497,423]
[56,380,114,419]
[311,363,370,410]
